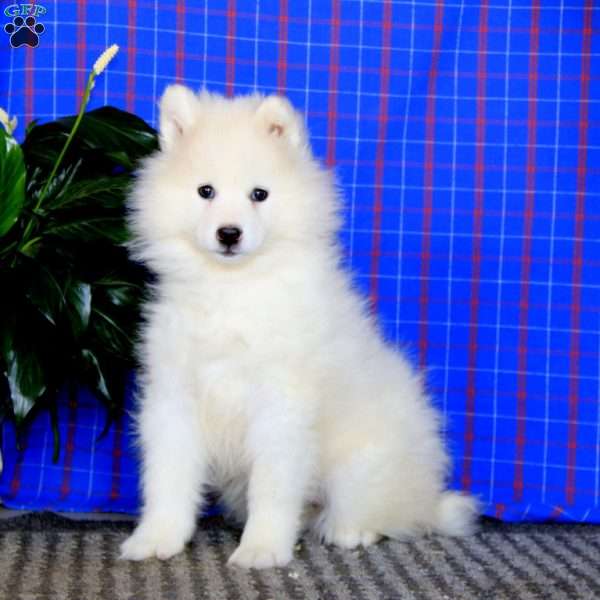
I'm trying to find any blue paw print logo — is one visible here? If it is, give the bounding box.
[4,14,45,48]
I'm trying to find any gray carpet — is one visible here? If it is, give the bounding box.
[1,514,600,600]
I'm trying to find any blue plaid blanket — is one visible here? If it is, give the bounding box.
[1,1,599,522]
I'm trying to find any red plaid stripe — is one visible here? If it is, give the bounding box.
[60,395,78,499]
[325,0,340,168]
[110,421,123,501]
[418,0,445,366]
[126,0,137,113]
[175,0,185,82]
[368,0,393,309]
[566,0,593,505]
[462,1,488,492]
[225,0,237,97]
[514,0,540,503]
[277,0,288,93]
[494,503,506,520]
[9,461,21,498]
[10,25,36,500]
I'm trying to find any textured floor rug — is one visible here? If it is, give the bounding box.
[1,513,599,600]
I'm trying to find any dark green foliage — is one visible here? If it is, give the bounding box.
[0,108,158,458]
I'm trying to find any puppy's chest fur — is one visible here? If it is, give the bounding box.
[175,268,326,363]
[157,271,325,459]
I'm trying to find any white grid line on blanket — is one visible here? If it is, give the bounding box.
[14,463,138,480]
[543,0,564,505]
[7,66,599,105]
[6,22,14,114]
[324,0,595,8]
[86,386,101,502]
[203,0,209,84]
[490,0,513,503]
[445,411,600,430]
[99,0,111,505]
[21,409,599,434]
[442,0,465,418]
[151,0,159,125]
[253,0,259,89]
[53,0,58,118]
[316,137,600,151]
[380,318,597,338]
[354,230,600,246]
[348,0,365,262]
[596,323,600,503]
[394,0,414,348]
[11,455,598,477]
[303,0,313,161]
[31,0,57,503]
[15,458,595,480]
[26,19,598,58]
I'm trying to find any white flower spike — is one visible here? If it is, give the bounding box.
[93,44,119,76]
[0,107,17,135]
[36,43,119,208]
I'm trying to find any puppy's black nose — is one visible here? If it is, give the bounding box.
[217,226,242,247]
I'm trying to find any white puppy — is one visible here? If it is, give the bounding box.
[120,87,477,568]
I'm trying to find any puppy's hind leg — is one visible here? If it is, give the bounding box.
[316,447,478,548]
[314,449,384,549]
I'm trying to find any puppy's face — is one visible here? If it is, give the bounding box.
[138,88,314,266]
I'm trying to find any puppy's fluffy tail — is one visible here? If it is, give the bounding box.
[435,491,479,536]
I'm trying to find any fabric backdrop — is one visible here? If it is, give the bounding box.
[0,1,599,522]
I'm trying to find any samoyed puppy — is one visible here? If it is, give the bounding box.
[120,86,477,568]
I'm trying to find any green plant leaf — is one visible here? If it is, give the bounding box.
[19,258,92,341]
[73,107,158,156]
[22,107,157,174]
[90,305,133,353]
[104,284,139,307]
[25,119,39,136]
[65,281,92,338]
[3,105,154,450]
[105,150,135,170]
[0,128,26,237]
[96,276,144,308]
[44,174,130,212]
[80,348,111,402]
[45,215,128,244]
[23,259,66,326]
[0,308,15,363]
[5,348,46,420]
[30,161,82,214]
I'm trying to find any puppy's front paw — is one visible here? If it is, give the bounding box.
[228,541,293,569]
[120,520,192,561]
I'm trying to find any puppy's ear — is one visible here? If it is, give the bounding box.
[255,95,307,150]
[159,84,198,151]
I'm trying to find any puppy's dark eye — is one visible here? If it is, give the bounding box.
[198,185,215,200]
[251,188,269,202]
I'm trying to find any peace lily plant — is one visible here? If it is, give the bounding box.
[0,45,158,463]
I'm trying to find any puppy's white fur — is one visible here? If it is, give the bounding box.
[120,87,477,568]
